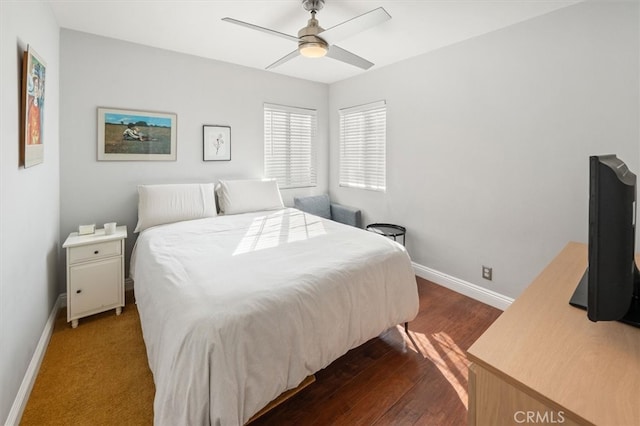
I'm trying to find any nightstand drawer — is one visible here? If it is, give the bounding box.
[68,240,121,264]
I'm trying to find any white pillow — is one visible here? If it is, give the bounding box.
[135,183,217,232]
[216,179,284,215]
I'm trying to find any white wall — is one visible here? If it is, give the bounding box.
[329,1,639,299]
[0,1,60,424]
[59,30,329,291]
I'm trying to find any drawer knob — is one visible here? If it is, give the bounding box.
[94,250,99,254]
[76,289,82,294]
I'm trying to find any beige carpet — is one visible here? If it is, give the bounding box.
[20,292,154,425]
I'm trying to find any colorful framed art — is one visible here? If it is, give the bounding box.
[21,45,46,168]
[97,107,177,161]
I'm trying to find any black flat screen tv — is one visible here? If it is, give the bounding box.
[570,154,640,327]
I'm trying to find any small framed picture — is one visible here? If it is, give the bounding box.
[203,125,231,161]
[97,107,177,161]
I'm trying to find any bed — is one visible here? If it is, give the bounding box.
[130,181,419,425]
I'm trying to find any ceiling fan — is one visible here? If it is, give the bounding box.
[222,0,391,70]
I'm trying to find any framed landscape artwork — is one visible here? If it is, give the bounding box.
[97,107,177,161]
[21,45,46,168]
[203,125,231,161]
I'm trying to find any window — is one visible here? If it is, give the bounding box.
[339,100,386,192]
[264,103,317,189]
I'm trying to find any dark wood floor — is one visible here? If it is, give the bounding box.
[252,277,502,426]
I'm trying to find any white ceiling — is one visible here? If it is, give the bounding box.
[48,0,581,84]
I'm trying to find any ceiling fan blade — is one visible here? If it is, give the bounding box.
[326,45,374,70]
[319,7,391,45]
[222,17,299,43]
[266,50,300,70]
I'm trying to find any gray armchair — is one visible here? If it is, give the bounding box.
[293,194,362,228]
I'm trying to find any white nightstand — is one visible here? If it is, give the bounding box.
[63,226,127,328]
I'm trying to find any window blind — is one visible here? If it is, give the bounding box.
[339,100,386,192]
[264,103,317,189]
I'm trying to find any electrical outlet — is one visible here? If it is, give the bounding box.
[482,266,493,281]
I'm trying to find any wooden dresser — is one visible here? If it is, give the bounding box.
[467,242,640,425]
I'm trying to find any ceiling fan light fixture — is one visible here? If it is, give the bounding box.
[298,11,328,58]
[299,42,328,58]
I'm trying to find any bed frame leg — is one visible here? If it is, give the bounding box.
[404,322,408,333]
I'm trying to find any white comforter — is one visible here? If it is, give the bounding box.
[131,208,419,425]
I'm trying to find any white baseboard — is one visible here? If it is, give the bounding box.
[5,293,64,426]
[413,262,514,311]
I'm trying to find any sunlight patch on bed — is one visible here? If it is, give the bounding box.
[286,211,326,243]
[234,210,326,255]
[401,328,469,408]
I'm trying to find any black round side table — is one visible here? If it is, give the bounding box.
[365,223,406,246]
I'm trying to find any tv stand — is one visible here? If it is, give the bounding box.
[568,268,588,310]
[467,242,640,425]
[570,266,640,328]
[622,283,640,326]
